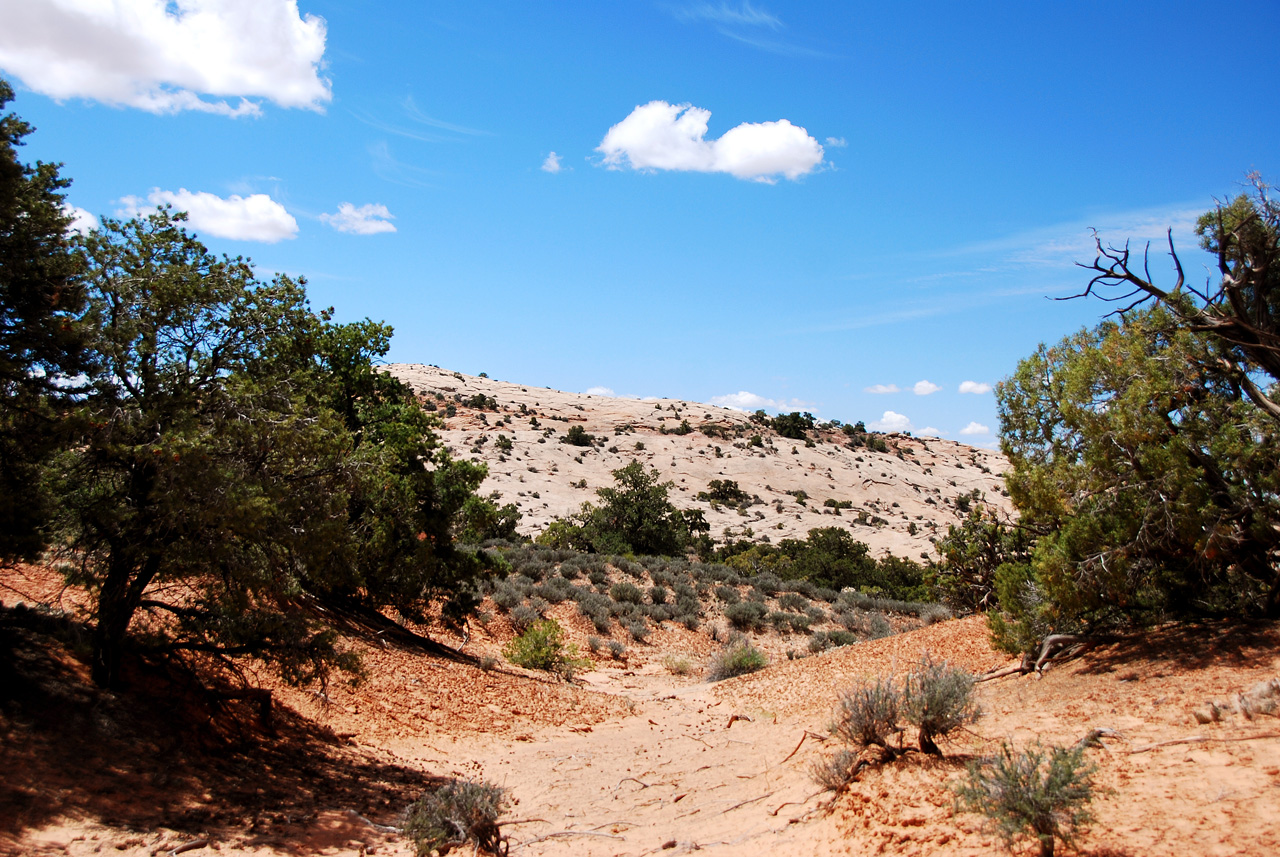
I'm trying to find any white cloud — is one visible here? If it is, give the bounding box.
[869,410,912,433]
[912,380,941,396]
[118,188,298,243]
[825,136,847,147]
[0,0,330,116]
[320,203,396,235]
[585,386,616,397]
[708,390,809,412]
[541,152,563,173]
[863,383,900,394]
[959,380,992,395]
[62,203,97,236]
[597,101,824,183]
[918,426,941,437]
[959,421,991,435]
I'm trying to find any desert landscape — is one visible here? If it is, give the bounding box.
[386,364,1012,559]
[3,375,1279,857]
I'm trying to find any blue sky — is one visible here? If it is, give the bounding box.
[4,1,1278,445]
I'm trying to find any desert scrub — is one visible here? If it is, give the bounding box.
[502,619,590,680]
[952,741,1097,857]
[404,778,508,856]
[903,654,979,755]
[725,600,768,631]
[662,653,693,675]
[831,677,902,751]
[706,637,768,681]
[610,581,645,604]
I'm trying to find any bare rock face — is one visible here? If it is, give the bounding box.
[387,365,1014,558]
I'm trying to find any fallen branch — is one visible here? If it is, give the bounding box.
[767,790,826,817]
[726,713,752,729]
[168,840,210,856]
[515,830,625,848]
[1034,634,1105,672]
[719,791,775,815]
[1076,727,1125,750]
[1129,732,1280,754]
[777,730,827,766]
[975,664,1025,683]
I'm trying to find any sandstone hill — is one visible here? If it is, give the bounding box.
[386,364,1013,557]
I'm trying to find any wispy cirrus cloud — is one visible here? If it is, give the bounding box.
[675,2,781,29]
[597,101,824,183]
[0,0,329,116]
[864,383,900,394]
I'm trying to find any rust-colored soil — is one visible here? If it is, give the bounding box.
[3,561,1279,857]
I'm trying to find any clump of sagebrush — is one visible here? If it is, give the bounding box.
[404,778,508,856]
[810,747,863,792]
[831,677,902,751]
[952,741,1097,857]
[706,636,768,681]
[502,618,590,680]
[903,654,980,755]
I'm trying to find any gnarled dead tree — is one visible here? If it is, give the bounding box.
[1071,174,1280,423]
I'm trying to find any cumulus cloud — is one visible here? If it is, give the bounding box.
[0,0,330,116]
[913,380,941,396]
[597,101,824,183]
[959,421,991,435]
[864,383,900,394]
[320,203,396,235]
[118,188,298,243]
[869,410,912,433]
[541,152,563,173]
[918,426,942,437]
[959,380,993,395]
[585,386,616,397]
[708,391,809,412]
[62,204,97,236]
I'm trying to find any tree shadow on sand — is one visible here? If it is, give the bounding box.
[0,605,442,847]
[1072,620,1280,676]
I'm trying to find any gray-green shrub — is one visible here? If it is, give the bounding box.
[404,779,508,857]
[707,637,768,681]
[952,741,1097,857]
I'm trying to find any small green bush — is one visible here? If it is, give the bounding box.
[628,619,650,642]
[707,637,768,681]
[648,584,669,604]
[502,619,590,680]
[831,678,902,751]
[725,600,768,631]
[777,592,810,612]
[404,778,508,856]
[714,584,741,604]
[610,581,645,604]
[811,747,861,792]
[903,654,980,755]
[662,654,693,675]
[952,741,1097,857]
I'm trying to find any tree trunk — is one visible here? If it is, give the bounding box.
[90,550,160,688]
